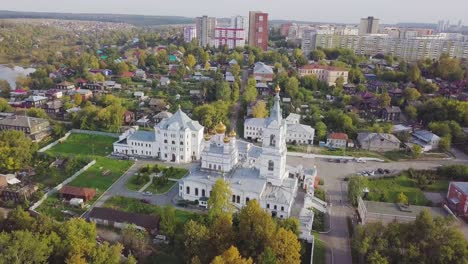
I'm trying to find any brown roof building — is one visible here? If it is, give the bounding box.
[88,207,160,234]
[0,115,51,142]
[59,185,96,202]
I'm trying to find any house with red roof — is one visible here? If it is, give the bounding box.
[326,133,349,148]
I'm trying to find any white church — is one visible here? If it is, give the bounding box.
[113,106,204,163]
[179,87,317,218]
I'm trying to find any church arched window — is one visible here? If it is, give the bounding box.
[268,160,274,171]
[270,134,276,147]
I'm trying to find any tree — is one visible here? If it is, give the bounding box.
[259,247,277,264]
[160,206,176,239]
[0,80,11,97]
[0,206,35,232]
[378,92,391,108]
[403,88,421,101]
[252,101,268,118]
[315,122,327,142]
[232,82,240,102]
[217,82,232,101]
[0,130,37,173]
[412,145,422,159]
[243,78,258,103]
[231,64,241,77]
[115,62,129,75]
[91,242,123,264]
[26,108,48,119]
[285,77,299,99]
[209,214,235,257]
[277,218,300,236]
[208,178,234,221]
[238,200,277,259]
[439,135,451,150]
[0,230,54,264]
[0,98,13,112]
[121,225,148,259]
[310,50,326,61]
[186,54,196,69]
[211,246,253,264]
[270,228,301,264]
[348,176,368,206]
[72,93,83,106]
[58,218,98,261]
[396,192,408,205]
[405,105,418,121]
[368,251,389,264]
[408,64,421,83]
[184,220,209,261]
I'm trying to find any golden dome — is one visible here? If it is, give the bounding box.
[215,122,227,134]
[228,129,237,138]
[204,134,211,141]
[223,136,230,143]
[274,85,281,94]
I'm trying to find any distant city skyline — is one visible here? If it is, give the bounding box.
[1,0,467,25]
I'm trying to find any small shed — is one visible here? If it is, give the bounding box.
[59,185,96,202]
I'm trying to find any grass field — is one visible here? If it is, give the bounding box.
[312,234,326,264]
[366,174,430,205]
[125,174,147,191]
[46,133,116,157]
[36,193,87,221]
[145,180,177,194]
[104,196,199,224]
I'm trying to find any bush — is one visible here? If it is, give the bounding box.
[312,209,325,231]
[314,187,326,201]
[437,165,468,180]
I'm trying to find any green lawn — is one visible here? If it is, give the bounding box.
[312,234,326,264]
[46,133,116,157]
[145,180,177,194]
[36,193,86,221]
[366,174,430,205]
[103,196,198,224]
[422,180,450,192]
[125,174,149,191]
[69,157,132,191]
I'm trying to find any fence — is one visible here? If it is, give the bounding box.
[38,132,72,153]
[29,160,96,213]
[70,129,119,138]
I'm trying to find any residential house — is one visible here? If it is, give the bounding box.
[411,130,440,151]
[285,113,301,125]
[10,89,28,98]
[55,81,75,90]
[148,98,169,112]
[135,69,147,79]
[45,89,63,99]
[253,62,274,82]
[76,78,88,88]
[286,124,315,145]
[0,115,51,141]
[153,111,173,123]
[256,82,271,96]
[1,184,38,203]
[327,133,349,148]
[357,132,401,152]
[388,88,403,98]
[88,207,160,234]
[59,185,96,202]
[382,106,401,121]
[447,182,468,218]
[123,111,135,125]
[43,100,64,117]
[72,89,93,101]
[160,76,171,86]
[24,96,48,108]
[121,71,135,78]
[298,64,349,86]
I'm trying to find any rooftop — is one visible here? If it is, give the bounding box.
[0,115,49,128]
[299,64,348,72]
[59,185,96,198]
[128,131,155,142]
[364,201,447,219]
[88,207,160,232]
[328,132,348,140]
[452,182,468,194]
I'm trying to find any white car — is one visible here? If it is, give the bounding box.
[356,158,366,163]
[143,191,152,196]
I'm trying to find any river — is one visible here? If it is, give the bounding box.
[0,65,36,89]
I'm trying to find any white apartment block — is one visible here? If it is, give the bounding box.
[298,65,349,86]
[183,26,197,43]
[213,28,246,49]
[231,16,249,42]
[313,34,468,61]
[195,16,217,47]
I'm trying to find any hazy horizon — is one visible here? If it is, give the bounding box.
[1,0,467,25]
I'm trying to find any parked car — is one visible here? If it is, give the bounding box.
[355,158,366,163]
[377,168,384,174]
[143,191,152,196]
[384,169,390,174]
[140,199,150,204]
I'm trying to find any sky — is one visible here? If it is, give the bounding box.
[2,0,467,25]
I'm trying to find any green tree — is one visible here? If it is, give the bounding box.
[160,205,176,239]
[211,246,253,264]
[26,108,48,119]
[0,230,54,264]
[186,54,197,69]
[232,82,240,102]
[408,64,421,83]
[285,77,299,99]
[0,130,37,173]
[121,224,148,259]
[243,78,258,103]
[72,93,83,106]
[252,101,268,118]
[405,105,418,121]
[412,145,422,159]
[208,178,234,221]
[378,92,391,108]
[259,247,277,264]
[310,50,326,61]
[315,122,327,142]
[348,176,368,206]
[217,82,232,101]
[396,192,408,205]
[184,220,209,261]
[0,98,13,112]
[209,214,235,257]
[231,64,241,77]
[403,88,421,101]
[439,135,451,150]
